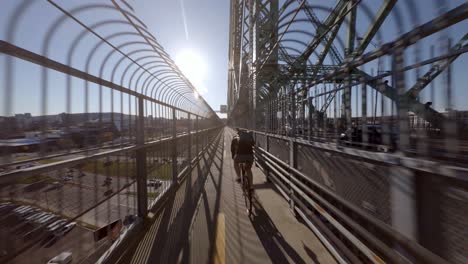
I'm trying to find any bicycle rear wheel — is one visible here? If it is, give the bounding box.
[241,163,252,215]
[246,179,252,215]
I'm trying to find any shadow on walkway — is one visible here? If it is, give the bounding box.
[144,130,225,263]
[249,197,307,264]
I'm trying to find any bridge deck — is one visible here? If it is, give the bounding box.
[124,128,335,264]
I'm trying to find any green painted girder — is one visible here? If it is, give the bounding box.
[298,0,347,64]
[298,0,344,64]
[405,34,468,99]
[357,68,444,128]
[356,0,397,55]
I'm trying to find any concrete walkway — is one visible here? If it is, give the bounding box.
[125,128,336,264]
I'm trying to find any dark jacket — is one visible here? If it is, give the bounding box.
[231,136,239,157]
[235,132,255,155]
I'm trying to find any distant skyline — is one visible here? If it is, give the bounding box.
[1,0,467,117]
[0,0,230,117]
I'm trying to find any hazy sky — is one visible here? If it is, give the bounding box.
[0,0,230,116]
[0,0,467,117]
[131,0,230,111]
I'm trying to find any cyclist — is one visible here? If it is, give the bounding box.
[231,129,255,190]
[231,128,241,182]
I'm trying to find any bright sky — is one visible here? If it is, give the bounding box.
[0,0,230,116]
[0,0,467,117]
[131,0,230,111]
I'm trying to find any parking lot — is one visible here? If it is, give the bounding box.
[0,153,172,263]
[0,202,111,263]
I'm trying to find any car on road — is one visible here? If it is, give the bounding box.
[62,176,72,181]
[102,177,112,186]
[14,206,29,213]
[15,164,34,170]
[25,212,47,223]
[148,179,162,188]
[0,203,14,213]
[40,214,57,223]
[47,251,72,264]
[18,208,38,219]
[47,219,67,231]
[23,217,59,240]
[42,221,75,248]
[339,125,398,152]
[58,222,76,236]
[26,211,46,219]
[35,213,53,223]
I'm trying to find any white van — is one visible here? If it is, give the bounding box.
[47,251,72,264]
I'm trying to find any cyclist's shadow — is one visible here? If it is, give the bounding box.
[248,197,307,264]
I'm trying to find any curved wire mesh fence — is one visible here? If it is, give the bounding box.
[0,1,221,263]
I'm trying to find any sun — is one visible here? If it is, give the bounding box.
[175,49,207,91]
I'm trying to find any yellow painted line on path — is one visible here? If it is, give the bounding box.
[213,213,225,264]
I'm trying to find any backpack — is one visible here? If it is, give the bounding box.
[237,132,254,155]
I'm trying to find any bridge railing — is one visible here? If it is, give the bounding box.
[253,130,467,264]
[0,1,221,263]
[229,2,468,263]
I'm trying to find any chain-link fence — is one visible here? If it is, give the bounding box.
[0,1,221,263]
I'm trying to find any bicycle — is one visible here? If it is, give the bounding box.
[239,162,253,215]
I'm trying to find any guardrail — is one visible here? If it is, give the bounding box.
[98,127,224,264]
[253,130,467,264]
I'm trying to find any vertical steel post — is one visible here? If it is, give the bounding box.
[344,0,357,130]
[308,96,312,140]
[248,0,256,130]
[136,96,148,217]
[288,139,297,213]
[265,134,271,182]
[414,172,444,256]
[291,82,296,136]
[265,98,269,132]
[391,48,419,259]
[444,38,456,155]
[187,113,192,163]
[394,50,409,150]
[172,108,178,183]
[361,77,368,143]
[196,116,199,157]
[391,167,417,254]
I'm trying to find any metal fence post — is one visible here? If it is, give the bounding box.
[390,167,417,259]
[196,116,199,156]
[136,96,148,217]
[291,83,296,136]
[172,107,178,183]
[308,96,312,140]
[289,139,297,212]
[414,172,444,256]
[187,113,191,163]
[265,134,271,182]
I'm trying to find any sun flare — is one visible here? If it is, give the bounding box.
[175,49,206,89]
